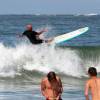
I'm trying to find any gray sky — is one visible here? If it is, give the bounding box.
[0,0,100,14]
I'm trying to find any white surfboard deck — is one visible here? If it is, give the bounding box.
[53,27,89,44]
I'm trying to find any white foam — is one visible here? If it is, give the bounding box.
[0,42,86,77]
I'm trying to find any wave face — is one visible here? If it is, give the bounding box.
[0,43,84,77]
[0,42,100,78]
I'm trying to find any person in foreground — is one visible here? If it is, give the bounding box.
[21,24,52,44]
[85,67,100,100]
[41,71,63,100]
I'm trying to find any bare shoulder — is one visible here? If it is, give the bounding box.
[85,79,91,86]
[98,77,100,80]
[41,77,48,82]
[97,77,100,81]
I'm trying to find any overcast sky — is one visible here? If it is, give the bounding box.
[0,0,100,14]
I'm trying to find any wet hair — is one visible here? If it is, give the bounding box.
[88,67,97,76]
[47,71,62,92]
[47,71,56,82]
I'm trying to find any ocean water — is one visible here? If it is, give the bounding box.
[0,14,100,100]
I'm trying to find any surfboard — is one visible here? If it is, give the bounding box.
[53,27,89,44]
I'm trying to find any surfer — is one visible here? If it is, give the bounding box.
[41,71,63,100]
[21,24,52,44]
[85,67,100,100]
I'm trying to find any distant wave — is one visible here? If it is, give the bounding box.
[74,13,99,17]
[83,13,98,16]
[32,13,99,16]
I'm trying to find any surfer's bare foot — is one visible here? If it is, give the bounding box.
[44,38,53,44]
[47,38,53,43]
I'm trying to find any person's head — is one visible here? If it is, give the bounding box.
[88,67,97,77]
[47,71,56,82]
[26,24,32,31]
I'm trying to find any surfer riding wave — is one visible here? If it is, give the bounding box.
[20,24,53,44]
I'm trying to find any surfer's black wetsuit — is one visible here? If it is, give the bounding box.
[22,30,43,44]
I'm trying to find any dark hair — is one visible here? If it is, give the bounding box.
[88,67,97,76]
[47,71,56,82]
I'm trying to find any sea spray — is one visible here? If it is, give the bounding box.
[0,42,85,77]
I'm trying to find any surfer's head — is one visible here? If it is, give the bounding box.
[88,67,97,76]
[47,71,56,82]
[26,24,32,31]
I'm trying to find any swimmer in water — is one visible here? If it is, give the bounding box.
[41,71,63,100]
[85,67,100,100]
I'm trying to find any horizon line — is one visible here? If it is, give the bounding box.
[0,13,99,16]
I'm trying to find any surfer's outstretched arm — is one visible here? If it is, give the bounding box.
[37,28,48,35]
[16,33,24,38]
[19,34,24,37]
